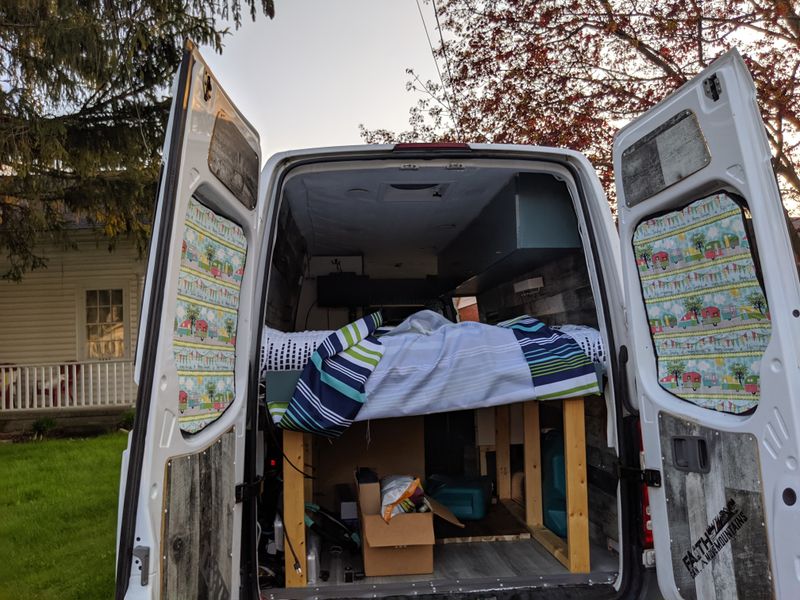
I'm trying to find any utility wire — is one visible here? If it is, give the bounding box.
[431,0,462,138]
[415,0,461,138]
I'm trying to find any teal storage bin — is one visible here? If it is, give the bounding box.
[427,475,492,521]
[542,430,567,538]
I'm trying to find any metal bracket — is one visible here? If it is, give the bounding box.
[235,476,263,503]
[618,464,662,488]
[703,73,722,101]
[132,545,150,586]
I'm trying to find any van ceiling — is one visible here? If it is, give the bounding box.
[283,164,520,278]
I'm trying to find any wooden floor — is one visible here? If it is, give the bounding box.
[313,538,618,587]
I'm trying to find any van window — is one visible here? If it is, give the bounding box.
[173,197,247,434]
[632,192,771,414]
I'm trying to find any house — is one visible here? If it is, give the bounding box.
[0,230,145,430]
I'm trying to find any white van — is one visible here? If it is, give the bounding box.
[115,41,800,600]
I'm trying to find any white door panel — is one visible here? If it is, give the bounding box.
[615,49,800,600]
[116,42,262,600]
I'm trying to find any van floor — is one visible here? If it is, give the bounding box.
[293,539,619,592]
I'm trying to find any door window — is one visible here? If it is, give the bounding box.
[633,192,771,413]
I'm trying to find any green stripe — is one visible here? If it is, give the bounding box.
[352,343,383,359]
[537,382,600,400]
[653,323,771,340]
[634,208,740,245]
[659,350,763,360]
[344,347,380,367]
[341,325,354,347]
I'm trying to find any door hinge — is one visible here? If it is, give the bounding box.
[235,476,263,503]
[618,464,662,488]
[132,545,150,586]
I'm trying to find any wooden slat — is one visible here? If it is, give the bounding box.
[562,396,590,573]
[283,429,307,587]
[531,525,570,569]
[162,430,235,598]
[495,405,511,499]
[523,401,543,528]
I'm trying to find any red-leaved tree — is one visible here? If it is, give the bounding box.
[362,0,800,213]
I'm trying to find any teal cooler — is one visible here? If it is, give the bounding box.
[542,429,567,538]
[427,475,492,521]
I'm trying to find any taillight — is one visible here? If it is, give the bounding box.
[393,143,471,151]
[638,421,654,549]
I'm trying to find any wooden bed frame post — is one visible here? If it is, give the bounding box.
[523,401,543,528]
[562,397,590,572]
[283,429,307,587]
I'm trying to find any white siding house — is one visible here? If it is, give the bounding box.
[0,231,145,413]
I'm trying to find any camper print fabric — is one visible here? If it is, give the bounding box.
[633,193,770,414]
[173,198,247,433]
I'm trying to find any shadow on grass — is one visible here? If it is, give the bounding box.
[0,432,128,600]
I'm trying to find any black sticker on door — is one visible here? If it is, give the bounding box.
[682,497,749,578]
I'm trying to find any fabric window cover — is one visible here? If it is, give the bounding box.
[632,192,771,414]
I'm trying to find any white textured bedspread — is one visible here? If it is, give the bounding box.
[356,311,534,421]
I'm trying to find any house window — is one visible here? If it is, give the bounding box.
[85,289,125,359]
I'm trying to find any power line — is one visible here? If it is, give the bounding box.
[415,0,461,138]
[431,0,462,137]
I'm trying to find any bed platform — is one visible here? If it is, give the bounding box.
[280,396,592,587]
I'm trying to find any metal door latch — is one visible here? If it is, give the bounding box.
[133,545,150,586]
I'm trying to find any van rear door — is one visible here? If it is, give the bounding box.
[614,49,800,600]
[115,42,261,600]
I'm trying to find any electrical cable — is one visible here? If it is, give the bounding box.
[276,507,303,575]
[303,300,318,329]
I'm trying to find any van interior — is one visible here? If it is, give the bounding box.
[255,157,623,595]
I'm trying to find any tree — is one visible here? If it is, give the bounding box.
[691,233,706,253]
[747,290,767,314]
[683,296,703,322]
[636,243,654,268]
[0,0,274,281]
[729,361,749,386]
[185,304,200,335]
[363,1,800,215]
[665,360,687,383]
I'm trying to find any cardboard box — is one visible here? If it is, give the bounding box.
[357,480,434,576]
[356,479,463,577]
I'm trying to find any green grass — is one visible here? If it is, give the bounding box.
[0,433,128,600]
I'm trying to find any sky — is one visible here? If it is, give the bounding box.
[199,1,443,160]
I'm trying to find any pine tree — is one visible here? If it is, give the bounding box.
[0,0,274,281]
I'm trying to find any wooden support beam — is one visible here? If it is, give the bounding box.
[562,396,590,573]
[523,401,543,528]
[283,429,307,587]
[495,404,511,499]
[303,433,314,502]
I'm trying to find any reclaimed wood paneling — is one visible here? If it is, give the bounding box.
[162,429,235,600]
[659,412,774,600]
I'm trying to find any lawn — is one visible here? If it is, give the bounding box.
[0,432,128,600]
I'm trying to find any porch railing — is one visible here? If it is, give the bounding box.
[0,360,137,411]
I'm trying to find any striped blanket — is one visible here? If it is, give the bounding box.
[497,315,600,400]
[270,311,600,438]
[272,312,385,437]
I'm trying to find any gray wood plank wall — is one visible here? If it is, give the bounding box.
[162,429,236,600]
[659,412,773,600]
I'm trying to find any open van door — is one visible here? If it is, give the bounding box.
[614,49,800,600]
[115,41,262,600]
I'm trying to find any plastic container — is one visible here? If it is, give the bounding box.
[427,475,492,521]
[541,429,567,538]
